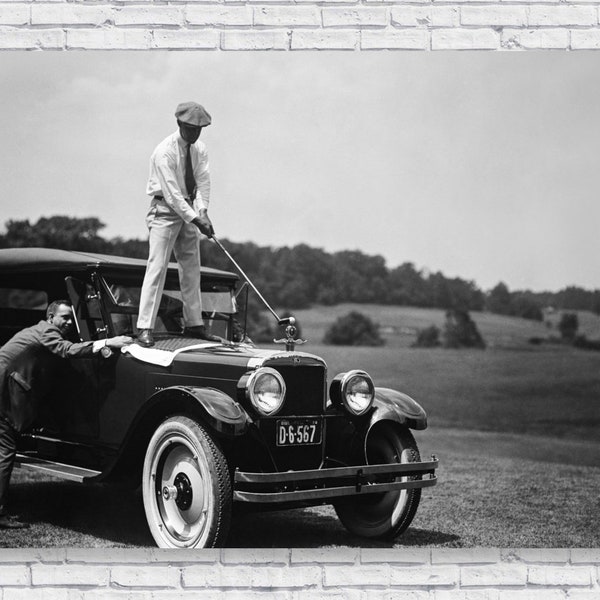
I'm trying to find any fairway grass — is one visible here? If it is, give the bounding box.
[290,304,600,443]
[5,303,599,548]
[312,343,600,442]
[8,426,597,548]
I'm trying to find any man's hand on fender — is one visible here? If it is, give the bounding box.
[192,209,215,238]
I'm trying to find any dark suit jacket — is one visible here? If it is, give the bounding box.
[0,321,95,432]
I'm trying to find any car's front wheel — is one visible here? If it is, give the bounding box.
[334,423,421,539]
[142,416,231,548]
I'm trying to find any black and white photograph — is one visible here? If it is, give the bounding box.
[0,52,598,549]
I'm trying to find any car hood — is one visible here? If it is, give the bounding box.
[122,340,326,370]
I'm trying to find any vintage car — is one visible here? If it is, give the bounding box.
[0,247,438,548]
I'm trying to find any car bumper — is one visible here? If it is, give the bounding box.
[233,456,438,503]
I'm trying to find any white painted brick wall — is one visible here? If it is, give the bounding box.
[110,565,181,588]
[221,29,289,50]
[0,565,29,586]
[501,27,570,49]
[289,29,356,49]
[0,5,28,26]
[527,566,593,586]
[153,29,218,49]
[391,7,459,29]
[0,5,597,596]
[254,7,320,27]
[528,5,597,26]
[114,6,184,27]
[321,7,389,27]
[431,27,499,49]
[0,549,598,596]
[2,0,600,50]
[361,29,430,49]
[460,565,528,586]
[0,26,64,49]
[30,4,112,26]
[571,28,600,47]
[187,6,253,27]
[66,28,151,50]
[460,6,528,27]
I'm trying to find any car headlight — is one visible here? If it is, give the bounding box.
[246,367,286,416]
[329,370,375,416]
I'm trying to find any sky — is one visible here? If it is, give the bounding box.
[0,52,598,293]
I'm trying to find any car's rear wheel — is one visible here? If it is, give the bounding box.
[142,416,231,548]
[334,423,421,539]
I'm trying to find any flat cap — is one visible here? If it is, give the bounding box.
[175,102,211,128]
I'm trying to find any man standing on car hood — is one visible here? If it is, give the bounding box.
[136,101,220,348]
[0,300,132,529]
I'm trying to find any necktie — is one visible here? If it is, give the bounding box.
[185,144,195,199]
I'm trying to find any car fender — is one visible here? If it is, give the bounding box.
[93,386,251,484]
[325,388,427,467]
[154,385,252,436]
[135,385,252,438]
[368,387,428,433]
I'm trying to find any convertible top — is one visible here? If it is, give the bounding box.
[0,247,238,281]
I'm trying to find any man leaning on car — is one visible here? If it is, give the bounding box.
[0,300,131,529]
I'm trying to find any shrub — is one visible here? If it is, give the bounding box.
[322,311,384,347]
[558,312,579,342]
[573,335,600,351]
[412,325,441,348]
[511,295,544,321]
[442,309,486,349]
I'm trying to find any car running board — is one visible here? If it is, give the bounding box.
[14,453,101,483]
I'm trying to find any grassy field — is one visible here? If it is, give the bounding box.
[293,304,600,443]
[293,303,600,349]
[4,304,600,548]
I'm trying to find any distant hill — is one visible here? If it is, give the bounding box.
[290,304,600,349]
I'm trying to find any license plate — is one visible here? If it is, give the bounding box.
[276,418,322,446]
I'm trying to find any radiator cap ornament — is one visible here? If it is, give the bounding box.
[274,317,307,352]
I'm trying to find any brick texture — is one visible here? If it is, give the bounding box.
[0,5,596,597]
[0,549,597,596]
[2,0,600,50]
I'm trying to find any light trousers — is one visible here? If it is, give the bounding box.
[137,207,203,330]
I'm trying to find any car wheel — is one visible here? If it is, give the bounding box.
[142,416,231,548]
[334,423,421,539]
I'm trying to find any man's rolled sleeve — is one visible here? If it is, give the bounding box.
[194,147,211,211]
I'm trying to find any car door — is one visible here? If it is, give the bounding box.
[38,274,106,443]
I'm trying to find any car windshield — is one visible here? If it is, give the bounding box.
[102,274,237,339]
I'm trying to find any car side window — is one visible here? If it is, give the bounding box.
[65,276,106,341]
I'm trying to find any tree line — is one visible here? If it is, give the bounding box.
[1,215,598,317]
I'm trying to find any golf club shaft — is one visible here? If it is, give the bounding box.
[212,236,282,323]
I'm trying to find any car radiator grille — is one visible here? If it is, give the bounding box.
[269,364,326,417]
[255,362,327,472]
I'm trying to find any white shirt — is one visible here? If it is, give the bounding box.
[146,131,211,223]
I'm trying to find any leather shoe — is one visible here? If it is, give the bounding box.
[137,329,155,347]
[0,515,29,529]
[183,325,221,342]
